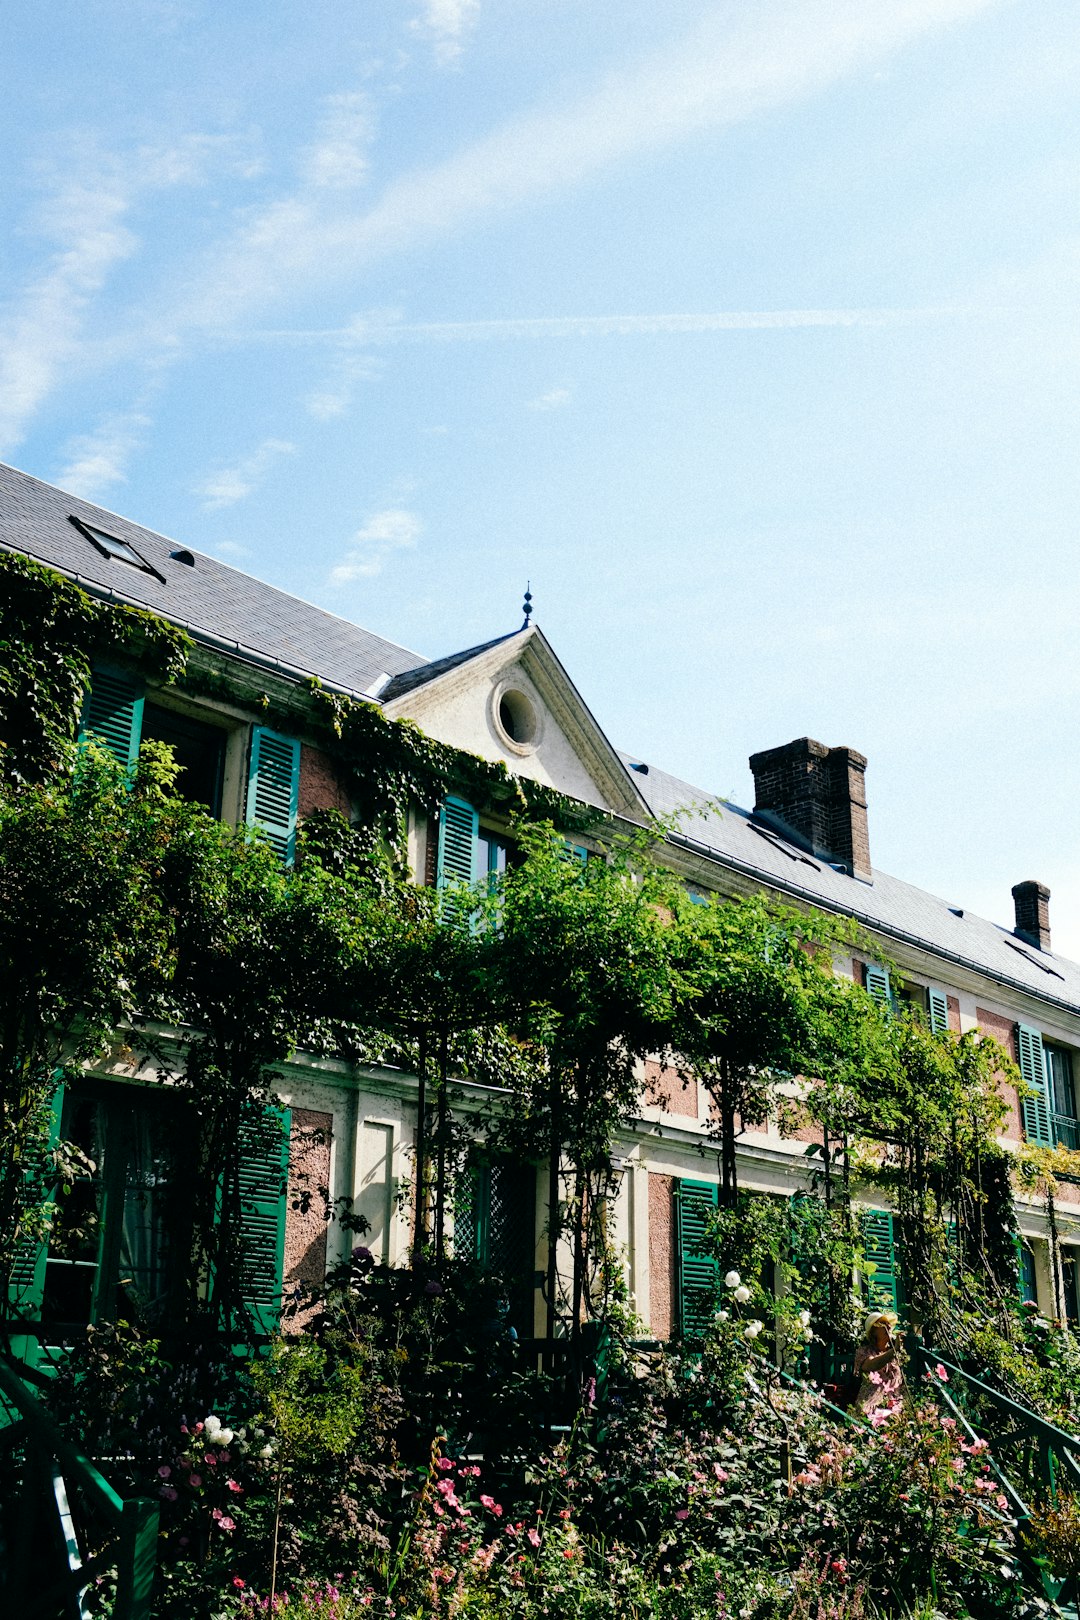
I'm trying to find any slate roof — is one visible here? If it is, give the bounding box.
[379,633,519,700]
[0,463,425,698]
[621,754,1080,1015]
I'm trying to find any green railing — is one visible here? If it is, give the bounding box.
[913,1340,1080,1608]
[0,1356,159,1620]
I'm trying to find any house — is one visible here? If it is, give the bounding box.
[1,458,1077,1355]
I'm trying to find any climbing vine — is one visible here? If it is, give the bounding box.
[0,552,190,785]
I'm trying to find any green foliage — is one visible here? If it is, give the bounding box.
[0,550,189,785]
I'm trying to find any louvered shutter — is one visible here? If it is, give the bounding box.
[676,1179,719,1338]
[1017,1024,1053,1147]
[7,1085,64,1366]
[560,840,588,867]
[78,666,144,769]
[927,987,950,1035]
[865,963,891,1009]
[1016,1239,1038,1305]
[233,1106,291,1344]
[247,727,300,865]
[437,795,479,928]
[862,1209,900,1313]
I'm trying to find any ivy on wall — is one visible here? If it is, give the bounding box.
[0,552,191,785]
[306,681,597,857]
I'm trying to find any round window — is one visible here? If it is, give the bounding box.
[493,687,539,752]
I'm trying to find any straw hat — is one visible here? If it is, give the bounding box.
[861,1309,899,1340]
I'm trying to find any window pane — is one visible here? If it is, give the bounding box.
[140,703,226,814]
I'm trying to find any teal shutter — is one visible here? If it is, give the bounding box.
[455,1163,490,1264]
[7,1085,64,1366]
[927,987,950,1035]
[248,727,301,865]
[78,665,144,769]
[862,1209,900,1312]
[1016,1239,1038,1305]
[437,795,479,927]
[437,795,479,888]
[1017,1024,1053,1147]
[676,1179,719,1338]
[865,963,891,1009]
[234,1106,291,1344]
[560,840,588,867]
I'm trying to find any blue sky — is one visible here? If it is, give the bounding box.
[4,0,1080,956]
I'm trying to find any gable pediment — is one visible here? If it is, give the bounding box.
[381,627,648,819]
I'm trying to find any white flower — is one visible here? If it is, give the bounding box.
[724,1271,741,1290]
[734,1285,751,1304]
[743,1320,763,1340]
[803,1327,814,1341]
[717,1310,729,1322]
[204,1415,221,1437]
[799,1309,811,1327]
[217,1427,234,1446]
[259,1444,274,1460]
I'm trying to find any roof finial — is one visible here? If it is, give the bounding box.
[521,581,533,630]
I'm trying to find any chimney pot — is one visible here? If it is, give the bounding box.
[1012,880,1051,952]
[748,736,871,880]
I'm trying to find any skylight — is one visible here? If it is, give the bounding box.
[69,516,165,582]
[1004,937,1064,979]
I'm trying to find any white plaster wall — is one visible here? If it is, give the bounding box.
[393,662,608,808]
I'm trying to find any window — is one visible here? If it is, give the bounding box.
[1045,1046,1079,1150]
[1017,1026,1077,1149]
[42,1083,193,1332]
[1018,1240,1038,1305]
[70,515,165,582]
[78,667,301,865]
[141,702,227,815]
[479,829,512,887]
[455,1157,537,1337]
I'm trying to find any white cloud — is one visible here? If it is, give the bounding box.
[409,0,480,65]
[195,438,296,510]
[0,132,262,455]
[528,386,572,411]
[55,410,153,500]
[0,183,137,456]
[162,0,999,341]
[329,508,423,582]
[302,92,375,190]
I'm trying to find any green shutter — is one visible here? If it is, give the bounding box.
[865,963,891,1009]
[248,727,300,865]
[1017,1024,1053,1147]
[927,987,950,1035]
[437,795,479,888]
[78,665,144,769]
[676,1178,719,1338]
[862,1209,900,1313]
[1016,1238,1038,1305]
[437,795,479,928]
[455,1163,490,1264]
[7,1085,64,1366]
[560,840,588,867]
[233,1106,291,1344]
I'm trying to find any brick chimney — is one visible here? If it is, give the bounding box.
[1012,880,1051,952]
[748,737,872,881]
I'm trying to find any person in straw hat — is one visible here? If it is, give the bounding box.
[853,1309,903,1414]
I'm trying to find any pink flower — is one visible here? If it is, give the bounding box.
[674,1509,689,1521]
[436,1458,454,1472]
[159,1486,178,1501]
[157,1465,171,1479]
[227,1479,242,1494]
[205,1453,218,1467]
[219,1451,232,1464]
[562,1548,575,1559]
[233,1578,246,1589]
[995,1494,1009,1512]
[479,1495,502,1516]
[935,1364,949,1382]
[188,1474,202,1488]
[527,1529,540,1548]
[212,1508,236,1532]
[868,1371,882,1386]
